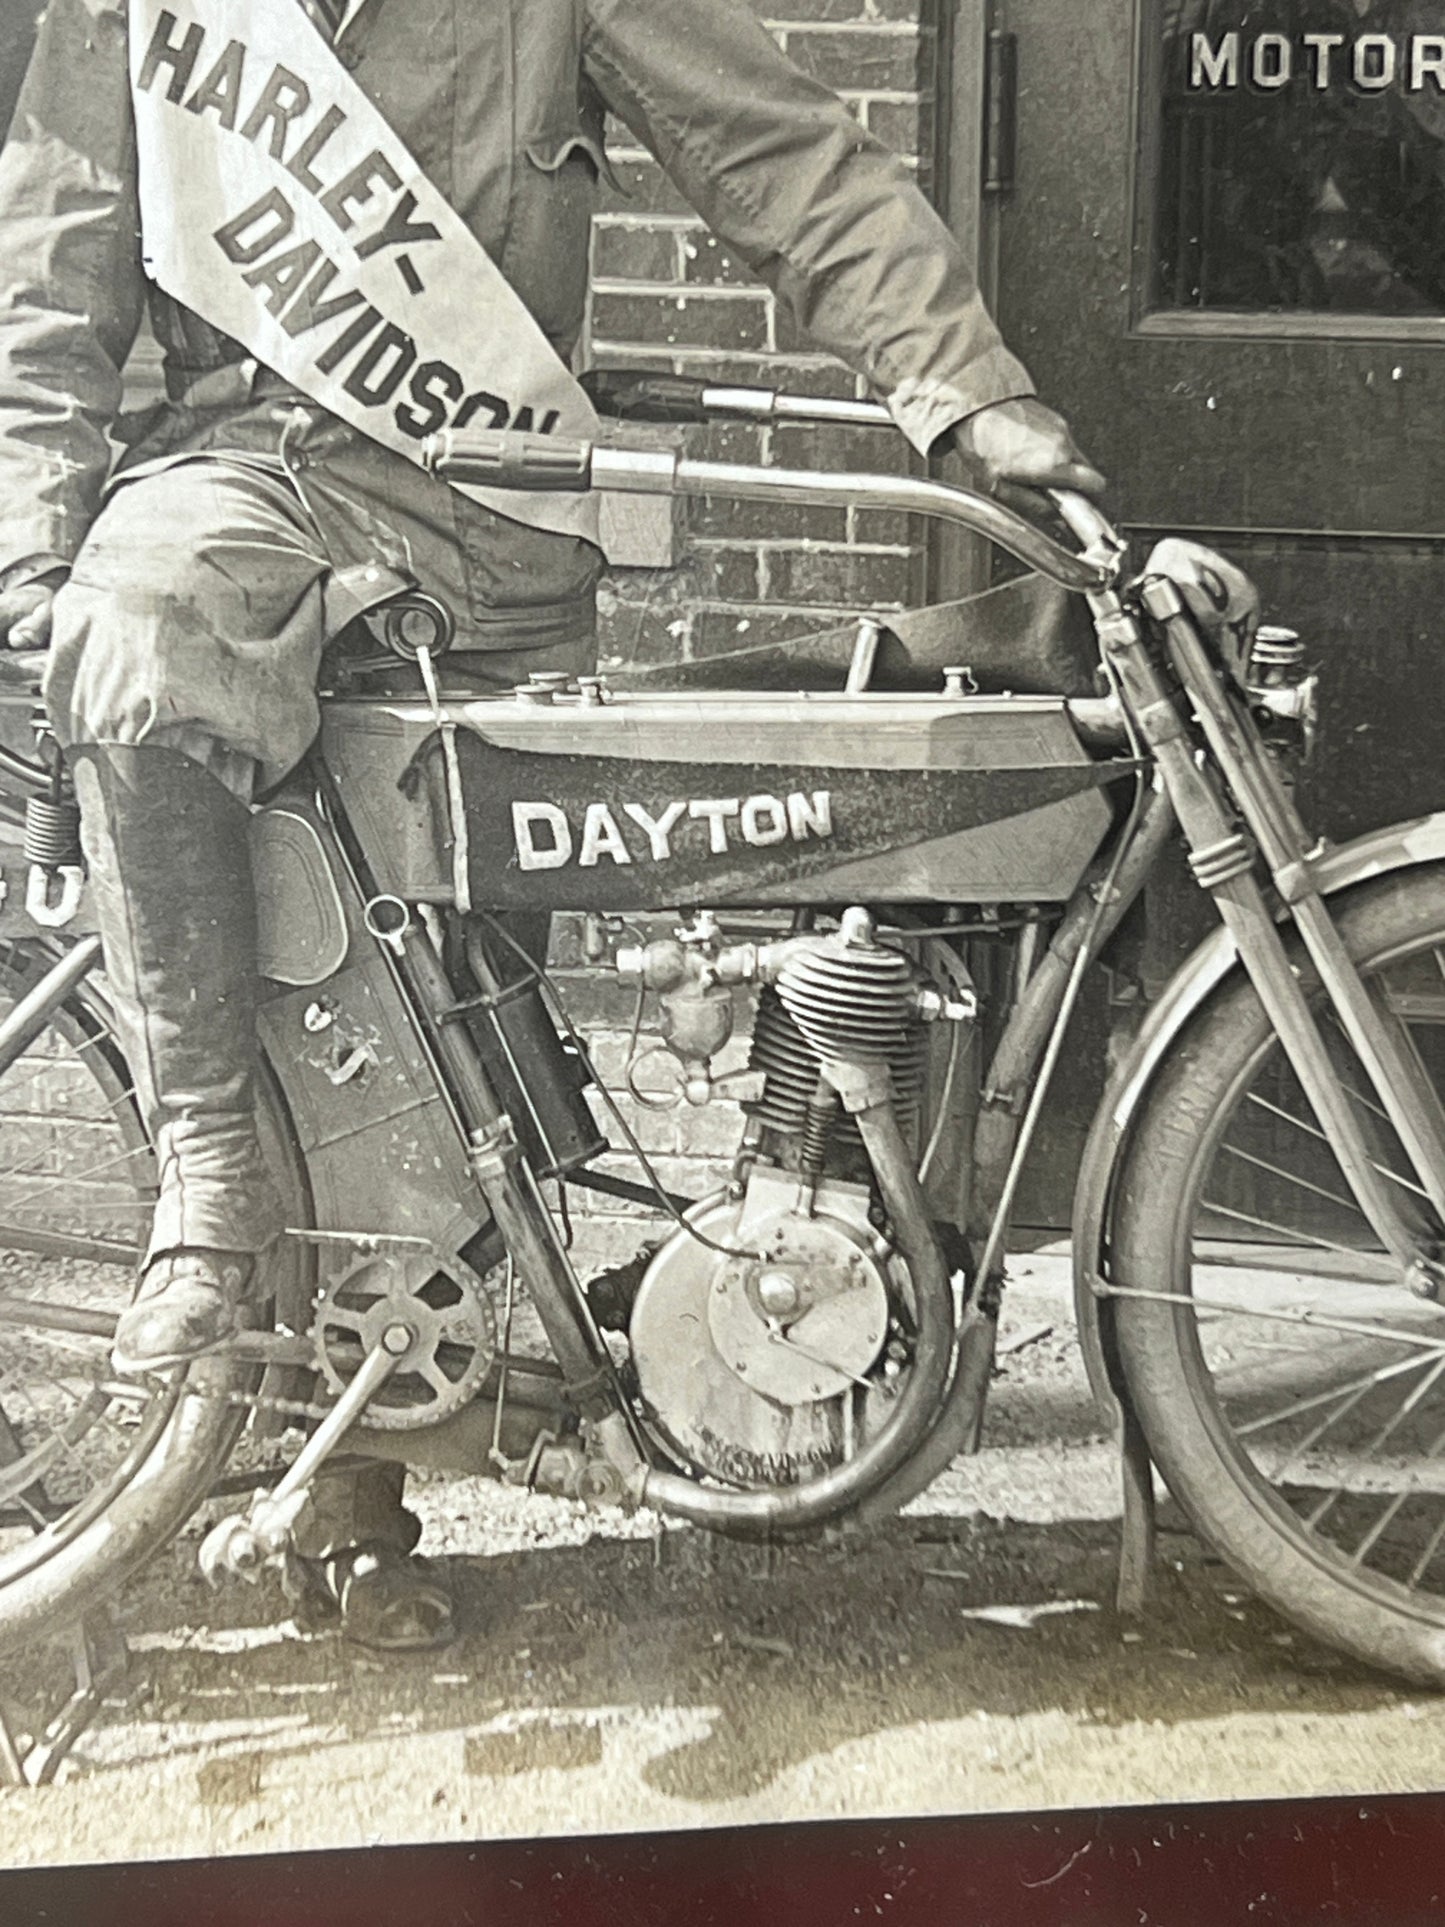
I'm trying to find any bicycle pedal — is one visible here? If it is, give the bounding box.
[198,1489,309,1586]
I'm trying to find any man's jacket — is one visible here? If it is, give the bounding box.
[0,0,1035,617]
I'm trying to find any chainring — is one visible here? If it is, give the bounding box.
[310,1248,497,1432]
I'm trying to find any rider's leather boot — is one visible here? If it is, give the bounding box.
[68,743,284,1372]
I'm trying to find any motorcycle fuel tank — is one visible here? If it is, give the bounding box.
[322,685,1125,911]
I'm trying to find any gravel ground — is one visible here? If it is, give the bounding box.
[4,1251,1445,1868]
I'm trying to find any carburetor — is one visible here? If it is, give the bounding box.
[616,907,974,1110]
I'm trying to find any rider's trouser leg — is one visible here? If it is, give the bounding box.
[43,463,331,1364]
[68,742,284,1361]
[291,1460,419,1562]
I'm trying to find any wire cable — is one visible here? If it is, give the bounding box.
[475,914,765,1261]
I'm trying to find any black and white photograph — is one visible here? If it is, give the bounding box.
[2,0,1445,1874]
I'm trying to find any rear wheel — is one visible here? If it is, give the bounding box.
[1112,866,1445,1683]
[0,941,305,1657]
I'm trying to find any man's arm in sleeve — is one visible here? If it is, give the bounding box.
[582,0,1034,457]
[0,0,145,576]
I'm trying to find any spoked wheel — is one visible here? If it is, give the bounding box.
[1111,865,1445,1684]
[0,941,303,1658]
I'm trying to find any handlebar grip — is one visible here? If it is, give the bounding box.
[1049,489,1120,556]
[422,429,594,490]
[579,368,712,425]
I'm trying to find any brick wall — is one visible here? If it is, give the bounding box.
[591,0,939,678]
[572,1,943,1259]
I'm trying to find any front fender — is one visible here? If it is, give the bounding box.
[1072,808,1445,1424]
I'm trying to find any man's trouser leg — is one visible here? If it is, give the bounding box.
[45,462,335,1366]
[70,742,282,1367]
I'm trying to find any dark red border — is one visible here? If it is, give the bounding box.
[2,1794,1443,1927]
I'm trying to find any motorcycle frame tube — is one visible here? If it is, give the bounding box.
[969,782,1175,1238]
[1153,598,1445,1229]
[311,768,641,1448]
[641,1095,955,1535]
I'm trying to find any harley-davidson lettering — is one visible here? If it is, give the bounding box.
[512,792,835,872]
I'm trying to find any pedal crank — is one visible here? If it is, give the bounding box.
[198,1323,410,1585]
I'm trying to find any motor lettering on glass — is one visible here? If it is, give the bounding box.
[1189,28,1445,95]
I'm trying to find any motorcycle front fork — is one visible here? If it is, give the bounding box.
[1101,578,1445,1289]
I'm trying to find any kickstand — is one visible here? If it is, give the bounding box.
[0,1702,23,1787]
[959,1273,1002,1458]
[0,1608,131,1787]
[1115,1411,1157,1618]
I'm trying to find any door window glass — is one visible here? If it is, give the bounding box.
[1152,2,1445,314]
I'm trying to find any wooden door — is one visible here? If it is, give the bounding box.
[993,0,1445,835]
[969,0,1445,1223]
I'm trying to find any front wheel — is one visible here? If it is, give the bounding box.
[1111,865,1445,1684]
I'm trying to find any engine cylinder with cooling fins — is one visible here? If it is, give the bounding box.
[745,990,928,1147]
[746,987,825,1136]
[773,921,920,1065]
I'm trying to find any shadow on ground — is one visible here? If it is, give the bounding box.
[8,1501,1396,1811]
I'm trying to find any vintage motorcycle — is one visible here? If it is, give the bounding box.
[3,371,1445,1750]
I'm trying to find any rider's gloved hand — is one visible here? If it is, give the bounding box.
[947,398,1107,502]
[0,560,68,651]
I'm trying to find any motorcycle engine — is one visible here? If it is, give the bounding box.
[616,909,974,1485]
[628,1167,907,1483]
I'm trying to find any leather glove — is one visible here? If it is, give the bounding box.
[948,398,1107,501]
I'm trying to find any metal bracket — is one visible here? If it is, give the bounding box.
[416,642,473,915]
[468,1116,523,1184]
[980,1082,1029,1118]
[1189,832,1256,891]
[25,863,85,930]
[845,618,882,695]
[1139,574,1187,623]
[1116,1414,1158,1617]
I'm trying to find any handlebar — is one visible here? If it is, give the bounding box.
[579,368,893,430]
[575,373,1124,570]
[1048,490,1123,562]
[421,429,1121,594]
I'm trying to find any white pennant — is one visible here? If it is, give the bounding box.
[129,0,602,548]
